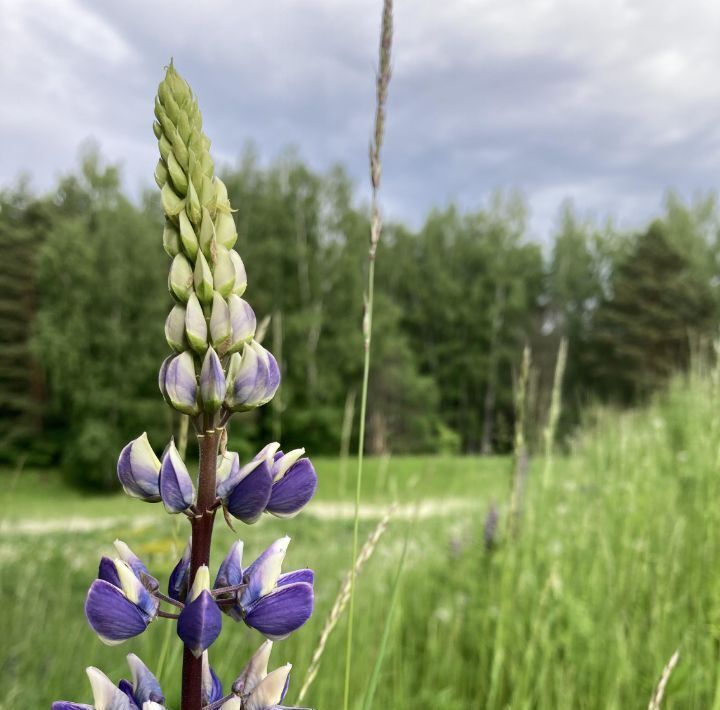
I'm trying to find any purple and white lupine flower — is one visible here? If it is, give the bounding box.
[215,536,314,639]
[224,341,280,412]
[161,351,200,416]
[86,557,159,644]
[216,450,273,525]
[266,450,317,519]
[176,566,222,657]
[159,441,195,514]
[117,434,161,503]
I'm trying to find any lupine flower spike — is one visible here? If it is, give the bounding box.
[55,60,318,710]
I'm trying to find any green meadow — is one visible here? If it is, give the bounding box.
[3,371,720,709]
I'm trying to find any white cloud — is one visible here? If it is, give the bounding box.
[2,0,720,237]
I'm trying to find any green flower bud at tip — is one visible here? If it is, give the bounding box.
[179,211,199,261]
[185,293,208,354]
[165,304,187,352]
[194,250,214,305]
[168,253,193,303]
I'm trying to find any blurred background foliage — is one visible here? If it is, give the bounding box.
[2,144,720,488]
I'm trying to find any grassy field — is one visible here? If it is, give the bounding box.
[3,374,720,708]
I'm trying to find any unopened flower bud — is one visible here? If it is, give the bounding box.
[177,566,222,658]
[213,246,236,297]
[117,433,161,502]
[167,151,188,195]
[210,292,231,351]
[214,210,237,251]
[161,182,185,217]
[160,440,196,514]
[185,293,208,353]
[230,250,247,296]
[200,347,225,413]
[154,159,168,189]
[187,178,202,225]
[200,207,216,260]
[228,295,256,353]
[165,305,187,352]
[224,341,280,412]
[163,351,199,415]
[168,253,193,303]
[194,250,214,305]
[179,211,199,261]
[163,221,181,257]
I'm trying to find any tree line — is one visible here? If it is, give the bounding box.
[1,145,718,487]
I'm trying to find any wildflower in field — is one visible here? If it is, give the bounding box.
[217,536,314,639]
[56,61,317,710]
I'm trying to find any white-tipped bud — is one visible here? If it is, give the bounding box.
[185,293,208,353]
[210,292,231,351]
[179,211,199,261]
[194,250,214,305]
[165,305,187,352]
[229,250,247,296]
[213,246,236,298]
[168,253,194,303]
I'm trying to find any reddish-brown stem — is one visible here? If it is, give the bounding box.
[181,428,220,710]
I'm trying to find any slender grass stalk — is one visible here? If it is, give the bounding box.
[343,3,394,709]
[509,344,531,530]
[177,414,189,459]
[299,505,396,703]
[361,522,410,710]
[338,388,357,497]
[648,649,679,710]
[542,337,568,489]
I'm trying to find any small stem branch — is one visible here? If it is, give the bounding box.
[153,591,185,609]
[181,429,220,710]
[211,583,246,597]
[157,609,180,619]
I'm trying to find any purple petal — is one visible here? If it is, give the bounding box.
[85,580,151,644]
[226,464,272,524]
[127,653,165,705]
[277,569,314,588]
[117,679,137,705]
[214,540,243,590]
[117,434,161,502]
[165,352,199,415]
[160,442,195,513]
[52,704,93,710]
[177,590,223,657]
[266,459,317,517]
[168,539,192,602]
[243,582,314,640]
[98,556,121,588]
[215,451,242,500]
[158,355,172,403]
[202,662,224,705]
[200,347,225,413]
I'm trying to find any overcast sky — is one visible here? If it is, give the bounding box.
[3,0,720,239]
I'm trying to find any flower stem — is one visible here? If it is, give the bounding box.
[181,428,220,710]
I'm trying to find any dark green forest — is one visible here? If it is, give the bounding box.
[2,145,719,488]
